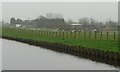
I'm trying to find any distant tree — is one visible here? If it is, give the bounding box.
[108,20,118,27]
[46,13,54,19]
[54,13,63,19]
[46,13,63,19]
[1,21,4,24]
[105,20,118,31]
[66,19,74,24]
[89,18,101,31]
[78,17,90,25]
[78,17,90,30]
[16,18,22,24]
[10,18,16,24]
[37,15,46,20]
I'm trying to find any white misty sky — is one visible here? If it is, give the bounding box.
[2,2,118,23]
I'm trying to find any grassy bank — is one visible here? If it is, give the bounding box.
[2,26,120,66]
[2,27,119,52]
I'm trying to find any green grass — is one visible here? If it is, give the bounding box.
[2,27,119,52]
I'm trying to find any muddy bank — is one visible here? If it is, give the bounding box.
[1,36,120,67]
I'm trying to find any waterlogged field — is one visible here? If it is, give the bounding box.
[2,27,119,52]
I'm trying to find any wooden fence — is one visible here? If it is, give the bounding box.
[16,28,118,41]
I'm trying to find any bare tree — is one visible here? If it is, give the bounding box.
[46,13,54,19]
[66,19,74,25]
[78,17,90,25]
[46,13,63,19]
[10,17,16,24]
[16,18,23,24]
[37,15,46,20]
[54,13,63,19]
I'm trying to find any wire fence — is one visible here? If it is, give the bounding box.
[2,27,118,41]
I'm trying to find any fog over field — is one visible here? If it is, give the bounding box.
[1,2,120,70]
[2,2,118,23]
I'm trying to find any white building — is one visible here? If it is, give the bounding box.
[71,24,82,30]
[16,24,22,27]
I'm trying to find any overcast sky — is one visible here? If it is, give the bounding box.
[2,2,118,23]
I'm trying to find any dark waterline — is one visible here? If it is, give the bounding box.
[2,39,120,70]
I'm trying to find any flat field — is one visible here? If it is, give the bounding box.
[2,27,119,52]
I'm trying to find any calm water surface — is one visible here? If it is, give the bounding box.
[2,39,120,70]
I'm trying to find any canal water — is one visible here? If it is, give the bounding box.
[2,39,120,70]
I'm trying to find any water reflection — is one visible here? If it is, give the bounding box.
[2,39,119,70]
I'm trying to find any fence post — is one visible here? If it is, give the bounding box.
[39,30,40,36]
[39,30,40,37]
[32,29,33,36]
[114,31,115,40]
[41,30,43,36]
[70,31,72,39]
[58,31,60,38]
[37,30,39,38]
[43,30,45,37]
[41,30,42,36]
[32,29,34,36]
[107,32,109,40]
[100,32,103,40]
[89,31,91,39]
[35,30,37,37]
[72,30,74,39]
[52,31,54,38]
[74,30,76,39]
[66,31,68,39]
[95,31,97,40]
[51,30,53,38]
[62,30,65,39]
[46,30,48,37]
[43,30,45,36]
[35,30,37,38]
[31,29,32,36]
[49,31,51,37]
[60,31,62,38]
[44,30,45,36]
[44,30,46,36]
[55,31,57,38]
[84,31,86,39]
[42,30,44,36]
[33,30,35,36]
[79,30,81,39]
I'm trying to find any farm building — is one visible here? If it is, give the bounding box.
[71,23,82,30]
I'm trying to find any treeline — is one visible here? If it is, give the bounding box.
[10,13,70,30]
[66,17,118,31]
[9,13,118,31]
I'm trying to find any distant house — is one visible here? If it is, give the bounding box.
[71,24,82,30]
[16,24,22,27]
[71,24,82,26]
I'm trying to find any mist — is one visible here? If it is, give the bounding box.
[2,2,118,23]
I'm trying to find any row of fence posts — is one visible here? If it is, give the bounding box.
[19,28,116,41]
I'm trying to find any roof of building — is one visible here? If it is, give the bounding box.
[71,24,82,26]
